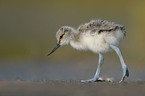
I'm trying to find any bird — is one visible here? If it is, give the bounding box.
[47,19,129,83]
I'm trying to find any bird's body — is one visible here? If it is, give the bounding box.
[67,20,125,53]
[48,20,129,83]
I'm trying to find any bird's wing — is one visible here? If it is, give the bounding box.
[77,20,125,35]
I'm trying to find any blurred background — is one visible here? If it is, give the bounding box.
[0,0,145,81]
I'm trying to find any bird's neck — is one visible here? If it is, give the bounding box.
[70,32,86,50]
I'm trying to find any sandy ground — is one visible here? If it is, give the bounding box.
[0,80,145,96]
[0,60,145,96]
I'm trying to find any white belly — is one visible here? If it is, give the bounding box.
[70,31,123,53]
[80,33,111,53]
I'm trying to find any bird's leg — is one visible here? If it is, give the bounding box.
[81,53,104,82]
[110,45,129,83]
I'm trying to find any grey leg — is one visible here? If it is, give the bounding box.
[94,53,104,79]
[110,45,129,83]
[81,53,104,82]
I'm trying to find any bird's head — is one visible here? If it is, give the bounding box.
[48,26,75,56]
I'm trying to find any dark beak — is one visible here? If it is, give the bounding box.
[47,43,60,56]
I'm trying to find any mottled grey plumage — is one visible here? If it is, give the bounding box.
[77,20,125,36]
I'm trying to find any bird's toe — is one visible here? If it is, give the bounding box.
[81,77,105,83]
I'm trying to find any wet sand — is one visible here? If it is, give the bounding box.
[0,80,145,96]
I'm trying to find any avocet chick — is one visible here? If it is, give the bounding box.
[48,20,129,83]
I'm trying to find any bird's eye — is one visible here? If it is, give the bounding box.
[60,34,64,39]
